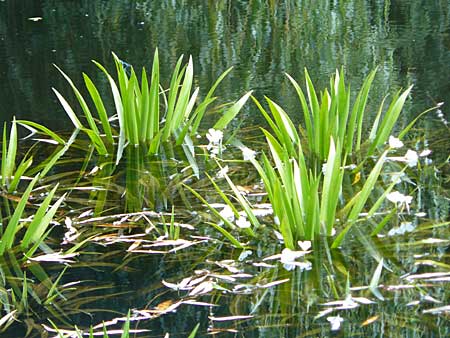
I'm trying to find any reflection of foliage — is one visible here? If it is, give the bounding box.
[1,1,449,129]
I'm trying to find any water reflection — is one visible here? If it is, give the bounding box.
[23,224,446,337]
[0,0,449,131]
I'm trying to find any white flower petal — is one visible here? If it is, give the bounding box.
[219,205,235,222]
[280,248,307,264]
[327,315,344,331]
[419,149,432,157]
[386,191,413,205]
[236,216,251,229]
[389,136,404,148]
[404,149,419,167]
[217,165,229,178]
[297,240,312,251]
[241,146,256,161]
[206,128,223,144]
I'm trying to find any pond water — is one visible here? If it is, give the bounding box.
[0,1,449,337]
[1,0,450,129]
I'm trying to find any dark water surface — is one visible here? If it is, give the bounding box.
[1,0,450,130]
[0,1,449,337]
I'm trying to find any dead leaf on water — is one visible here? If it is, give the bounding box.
[189,280,215,296]
[29,252,78,263]
[209,315,253,321]
[361,315,379,326]
[258,278,289,288]
[352,172,361,185]
[422,305,450,314]
[153,300,175,312]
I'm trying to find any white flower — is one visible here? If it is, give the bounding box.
[280,248,311,271]
[206,128,223,144]
[386,191,412,204]
[389,136,404,148]
[219,205,235,223]
[297,240,312,251]
[241,146,256,161]
[387,149,418,167]
[388,222,415,236]
[280,248,304,263]
[327,315,344,331]
[217,165,229,178]
[390,172,405,184]
[386,191,413,212]
[404,149,418,167]
[236,216,251,229]
[206,128,224,158]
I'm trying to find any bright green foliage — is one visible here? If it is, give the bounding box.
[1,118,33,192]
[54,49,246,164]
[256,69,412,166]
[238,68,414,247]
[0,174,65,256]
[248,133,389,247]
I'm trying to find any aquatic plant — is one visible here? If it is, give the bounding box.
[0,173,65,256]
[54,49,250,165]
[185,69,434,248]
[254,68,414,167]
[1,118,33,192]
[246,69,439,247]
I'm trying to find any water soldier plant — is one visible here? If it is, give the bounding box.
[190,69,434,249]
[54,49,251,168]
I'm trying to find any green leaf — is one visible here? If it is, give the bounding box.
[214,91,253,130]
[368,86,412,154]
[52,88,83,129]
[183,184,244,248]
[369,258,385,300]
[54,65,101,136]
[8,157,33,193]
[94,60,126,164]
[21,186,65,249]
[332,151,387,248]
[83,73,114,145]
[2,118,17,187]
[0,174,40,255]
[16,120,65,145]
[188,323,200,338]
[148,49,160,142]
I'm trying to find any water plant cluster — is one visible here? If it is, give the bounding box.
[0,50,448,336]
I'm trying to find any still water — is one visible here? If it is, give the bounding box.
[1,0,449,130]
[0,1,449,337]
